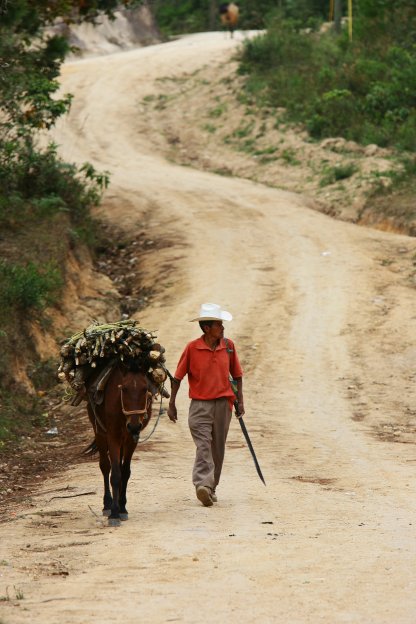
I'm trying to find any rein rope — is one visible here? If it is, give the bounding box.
[137,388,165,444]
[118,382,166,444]
[138,366,176,443]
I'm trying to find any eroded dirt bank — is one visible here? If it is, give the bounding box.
[1,33,416,624]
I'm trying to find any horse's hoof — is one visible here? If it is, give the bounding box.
[102,509,111,517]
[108,517,121,527]
[120,513,129,521]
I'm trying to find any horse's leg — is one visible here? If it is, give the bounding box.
[119,438,137,521]
[87,406,112,516]
[108,440,122,526]
[98,435,112,516]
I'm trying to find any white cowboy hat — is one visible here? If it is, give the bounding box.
[190,302,233,322]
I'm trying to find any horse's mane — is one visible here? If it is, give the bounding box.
[121,357,148,374]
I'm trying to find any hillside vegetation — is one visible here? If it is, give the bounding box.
[237,1,416,225]
[152,0,416,229]
[239,4,416,150]
[0,0,124,445]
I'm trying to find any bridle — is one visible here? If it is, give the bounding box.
[118,384,152,420]
[89,368,169,440]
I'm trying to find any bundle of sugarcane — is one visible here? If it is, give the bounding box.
[57,319,167,389]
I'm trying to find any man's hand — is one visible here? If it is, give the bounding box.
[234,378,245,419]
[167,403,177,422]
[236,401,245,419]
[167,377,180,422]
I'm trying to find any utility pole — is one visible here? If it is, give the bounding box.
[334,0,342,33]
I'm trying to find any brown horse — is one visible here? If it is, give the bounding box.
[219,3,239,38]
[85,362,154,526]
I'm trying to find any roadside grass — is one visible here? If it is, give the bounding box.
[320,162,358,187]
[0,586,24,602]
[154,93,177,111]
[14,587,24,600]
[208,102,228,118]
[231,121,255,139]
[202,123,217,134]
[280,147,301,166]
[358,169,416,234]
[0,588,9,602]
[253,146,278,156]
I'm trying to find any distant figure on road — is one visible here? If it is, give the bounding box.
[219,3,239,38]
[167,303,244,507]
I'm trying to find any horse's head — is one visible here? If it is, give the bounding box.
[118,370,151,443]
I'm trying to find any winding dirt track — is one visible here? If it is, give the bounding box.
[2,33,416,623]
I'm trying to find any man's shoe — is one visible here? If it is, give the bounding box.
[196,486,213,507]
[211,491,218,503]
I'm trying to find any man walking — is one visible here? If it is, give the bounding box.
[167,303,244,507]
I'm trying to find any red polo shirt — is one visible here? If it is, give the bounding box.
[174,336,243,403]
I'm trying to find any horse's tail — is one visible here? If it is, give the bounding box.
[82,439,98,457]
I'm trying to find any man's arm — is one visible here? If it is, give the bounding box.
[235,376,245,418]
[167,342,190,422]
[167,377,181,422]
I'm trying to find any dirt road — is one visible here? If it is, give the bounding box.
[2,32,416,623]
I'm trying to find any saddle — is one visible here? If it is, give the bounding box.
[70,361,115,407]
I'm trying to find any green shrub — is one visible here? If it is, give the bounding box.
[240,22,316,74]
[239,13,416,151]
[0,142,108,229]
[29,358,58,391]
[152,0,208,34]
[0,388,45,443]
[0,260,63,310]
[307,89,364,140]
[396,112,416,152]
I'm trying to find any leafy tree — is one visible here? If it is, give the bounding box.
[0,0,144,244]
[0,0,141,136]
